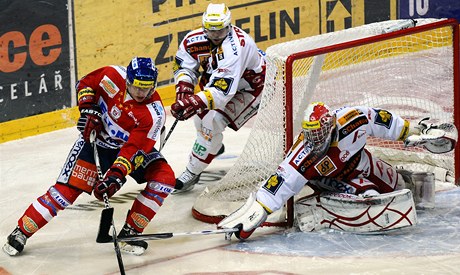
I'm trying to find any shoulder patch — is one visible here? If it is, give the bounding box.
[373,109,393,129]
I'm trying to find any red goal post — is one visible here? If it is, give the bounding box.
[192,18,459,227]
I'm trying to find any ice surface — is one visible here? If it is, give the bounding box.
[1,114,459,275]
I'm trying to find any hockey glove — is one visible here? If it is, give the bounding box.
[217,193,269,240]
[77,104,103,142]
[94,168,126,201]
[175,81,195,101]
[405,118,458,154]
[171,94,206,121]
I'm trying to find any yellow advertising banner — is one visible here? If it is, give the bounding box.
[74,0,396,86]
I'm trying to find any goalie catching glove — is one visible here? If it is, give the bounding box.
[404,117,458,154]
[217,193,270,240]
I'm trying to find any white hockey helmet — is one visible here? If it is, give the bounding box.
[202,3,232,43]
[302,102,336,153]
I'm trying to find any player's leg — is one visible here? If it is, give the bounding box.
[3,183,83,256]
[2,137,103,256]
[174,110,227,193]
[119,159,175,255]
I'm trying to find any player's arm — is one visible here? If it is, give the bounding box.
[171,44,243,120]
[94,104,164,200]
[173,53,200,101]
[75,67,109,142]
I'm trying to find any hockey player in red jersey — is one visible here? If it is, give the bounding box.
[3,57,176,256]
[170,3,266,193]
[218,102,457,239]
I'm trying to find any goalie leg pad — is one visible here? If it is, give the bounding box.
[217,193,268,240]
[295,189,417,233]
[397,170,435,209]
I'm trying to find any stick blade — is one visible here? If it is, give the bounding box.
[96,207,114,243]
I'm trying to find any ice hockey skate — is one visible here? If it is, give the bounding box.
[173,168,201,194]
[117,224,148,256]
[173,145,225,194]
[3,227,28,256]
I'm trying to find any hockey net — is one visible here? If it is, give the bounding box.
[192,18,459,226]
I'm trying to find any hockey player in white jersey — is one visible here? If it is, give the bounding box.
[218,102,457,239]
[170,3,266,193]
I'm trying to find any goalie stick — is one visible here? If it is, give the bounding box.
[96,227,239,243]
[91,131,126,275]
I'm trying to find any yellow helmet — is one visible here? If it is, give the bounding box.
[202,3,232,31]
[202,3,232,44]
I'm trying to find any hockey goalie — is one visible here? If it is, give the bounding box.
[218,102,457,239]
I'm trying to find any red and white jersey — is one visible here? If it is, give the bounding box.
[76,65,166,162]
[256,106,411,212]
[173,25,265,110]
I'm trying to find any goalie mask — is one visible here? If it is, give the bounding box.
[126,57,158,102]
[202,3,232,44]
[302,102,336,153]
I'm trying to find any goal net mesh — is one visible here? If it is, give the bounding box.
[192,18,458,224]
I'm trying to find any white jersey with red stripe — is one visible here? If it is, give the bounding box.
[256,106,411,212]
[173,25,265,110]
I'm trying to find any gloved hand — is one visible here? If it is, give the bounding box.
[171,94,206,121]
[94,169,126,201]
[175,81,195,101]
[77,104,103,142]
[413,117,433,135]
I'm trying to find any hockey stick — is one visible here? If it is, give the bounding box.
[90,131,126,275]
[159,117,179,151]
[96,228,239,243]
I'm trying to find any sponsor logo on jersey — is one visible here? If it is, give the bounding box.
[134,154,145,170]
[188,44,211,54]
[314,156,337,176]
[127,111,139,126]
[373,109,393,129]
[60,139,85,179]
[100,101,130,143]
[186,34,208,45]
[339,150,350,162]
[110,105,121,120]
[353,129,367,143]
[210,77,233,95]
[339,116,368,140]
[293,147,309,167]
[338,109,361,126]
[99,75,119,98]
[132,150,164,169]
[262,173,284,195]
[334,151,362,180]
[131,212,149,229]
[228,31,238,56]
